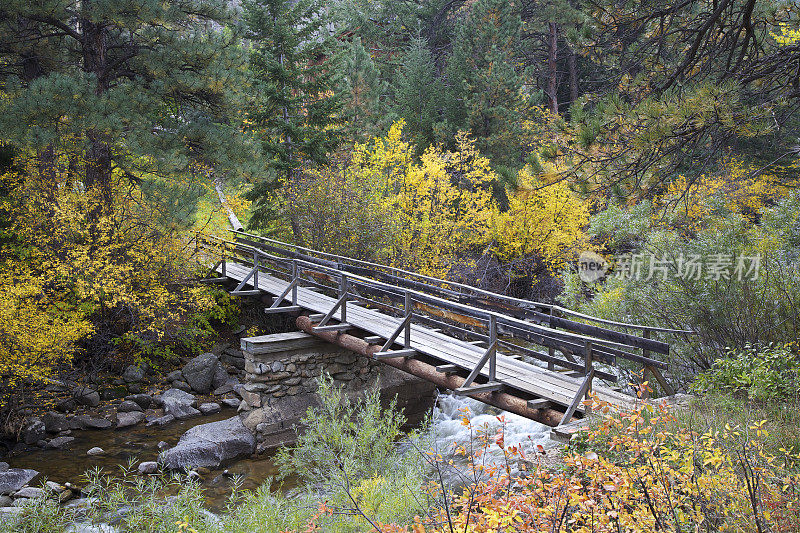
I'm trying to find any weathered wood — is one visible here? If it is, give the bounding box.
[436,364,459,373]
[527,399,552,410]
[313,323,354,332]
[374,349,417,359]
[263,305,302,314]
[230,290,261,297]
[455,382,503,395]
[241,331,323,354]
[561,369,595,426]
[198,277,228,284]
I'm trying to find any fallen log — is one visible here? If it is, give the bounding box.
[296,315,566,427]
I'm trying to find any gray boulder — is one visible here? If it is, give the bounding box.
[172,380,193,392]
[182,353,224,394]
[166,370,183,382]
[122,365,145,383]
[124,394,153,410]
[159,388,196,405]
[22,418,46,445]
[45,436,75,449]
[71,416,112,430]
[221,398,240,409]
[73,387,100,407]
[117,400,142,413]
[138,461,158,475]
[162,398,200,421]
[42,412,70,434]
[0,469,39,495]
[158,416,255,470]
[116,411,146,429]
[14,487,45,499]
[199,403,221,415]
[146,414,175,427]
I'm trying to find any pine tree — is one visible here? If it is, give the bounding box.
[339,37,392,142]
[0,0,256,215]
[393,36,440,151]
[244,0,342,237]
[444,0,528,166]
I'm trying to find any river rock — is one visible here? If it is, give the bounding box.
[172,380,193,392]
[116,411,146,429]
[57,398,77,413]
[0,496,11,506]
[72,416,112,430]
[124,394,153,410]
[159,388,196,405]
[45,436,75,449]
[117,400,142,413]
[86,447,105,456]
[13,486,45,499]
[137,461,158,475]
[73,387,100,407]
[221,398,240,409]
[22,418,46,445]
[158,416,256,470]
[0,469,39,495]
[199,402,221,415]
[182,353,225,394]
[162,398,200,420]
[166,370,183,382]
[122,365,145,383]
[146,414,175,427]
[42,412,70,433]
[45,481,64,493]
[0,463,8,472]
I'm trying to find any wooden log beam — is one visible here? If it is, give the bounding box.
[296,315,566,427]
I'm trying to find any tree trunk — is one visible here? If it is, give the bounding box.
[547,22,559,115]
[81,4,113,214]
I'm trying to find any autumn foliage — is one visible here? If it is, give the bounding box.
[281,121,588,284]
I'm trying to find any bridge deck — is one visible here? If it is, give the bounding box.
[219,261,638,413]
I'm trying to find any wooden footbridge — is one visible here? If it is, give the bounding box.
[198,231,691,428]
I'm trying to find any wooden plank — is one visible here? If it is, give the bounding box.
[264,305,302,314]
[313,323,354,332]
[230,290,261,297]
[374,349,417,359]
[436,364,459,373]
[455,382,503,395]
[363,335,383,344]
[527,399,552,410]
[198,277,228,284]
[240,331,323,354]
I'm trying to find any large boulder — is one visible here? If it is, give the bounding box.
[158,416,255,470]
[125,394,153,410]
[181,353,226,394]
[21,418,46,445]
[0,469,39,495]
[73,387,100,407]
[42,412,69,434]
[122,365,146,383]
[116,411,146,429]
[159,388,196,405]
[162,398,200,421]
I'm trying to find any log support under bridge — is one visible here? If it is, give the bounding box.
[296,315,566,427]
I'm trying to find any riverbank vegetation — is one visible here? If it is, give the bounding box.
[2,0,800,528]
[2,381,799,532]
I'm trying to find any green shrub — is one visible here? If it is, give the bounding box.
[692,343,800,402]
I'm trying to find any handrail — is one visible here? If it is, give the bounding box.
[229,229,695,336]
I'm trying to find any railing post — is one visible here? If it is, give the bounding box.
[252,250,259,289]
[548,346,555,371]
[339,273,348,323]
[641,329,651,399]
[404,291,413,348]
[584,340,593,414]
[291,260,298,305]
[489,315,497,382]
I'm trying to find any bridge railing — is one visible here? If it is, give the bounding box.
[196,232,688,421]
